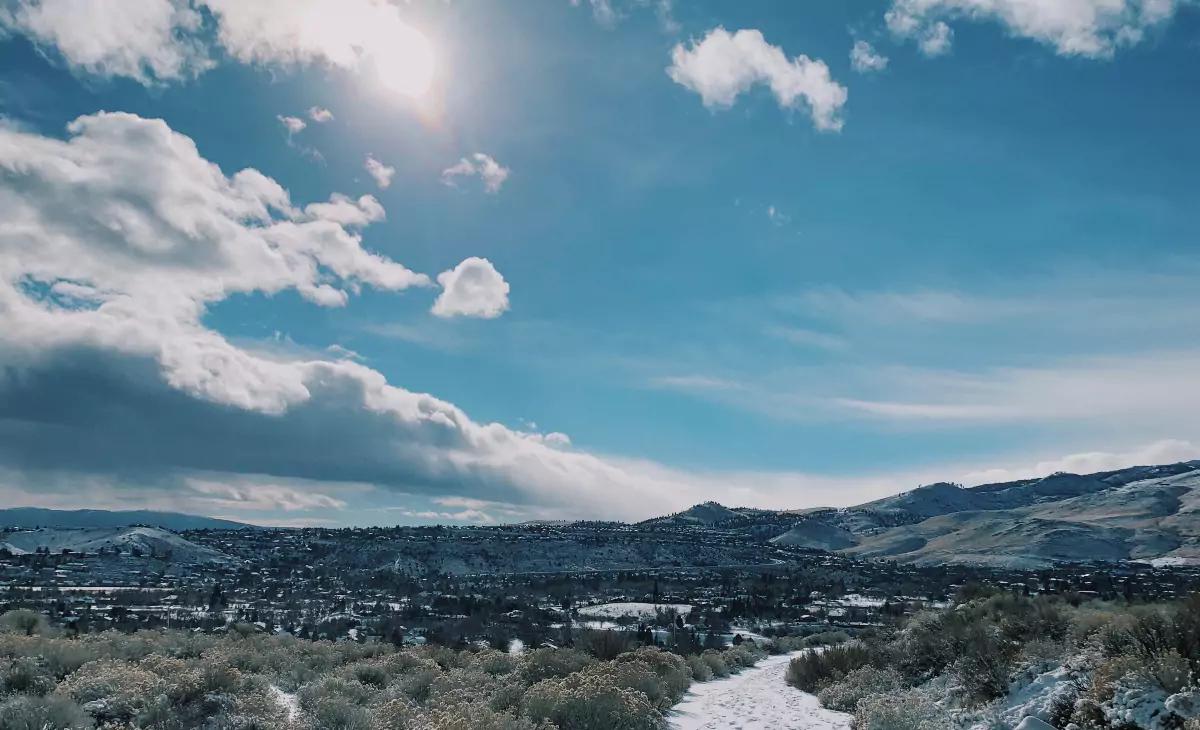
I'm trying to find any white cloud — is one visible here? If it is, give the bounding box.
[667,27,849,132]
[0,0,212,83]
[959,439,1200,485]
[919,21,954,55]
[886,0,1190,59]
[441,153,511,193]
[831,350,1200,429]
[187,478,347,511]
[850,40,890,72]
[277,114,306,135]
[431,257,511,319]
[570,0,678,32]
[364,154,395,189]
[0,0,434,88]
[308,106,334,123]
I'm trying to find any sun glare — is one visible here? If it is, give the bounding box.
[372,25,436,99]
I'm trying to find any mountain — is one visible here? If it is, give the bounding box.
[0,526,234,564]
[658,461,1200,568]
[0,508,250,531]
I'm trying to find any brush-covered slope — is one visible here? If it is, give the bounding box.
[643,462,1200,567]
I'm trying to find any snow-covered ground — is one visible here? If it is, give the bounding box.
[577,602,692,620]
[669,651,852,730]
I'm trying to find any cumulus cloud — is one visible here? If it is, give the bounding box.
[0,0,212,83]
[277,114,306,135]
[308,106,334,123]
[885,0,1189,58]
[364,154,395,189]
[667,27,848,131]
[0,0,433,86]
[0,110,763,523]
[441,153,511,193]
[850,40,890,72]
[431,257,510,319]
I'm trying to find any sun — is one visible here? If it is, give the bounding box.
[371,24,436,99]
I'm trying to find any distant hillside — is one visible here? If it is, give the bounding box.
[0,526,234,564]
[0,508,250,531]
[650,461,1200,568]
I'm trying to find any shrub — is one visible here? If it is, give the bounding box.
[0,694,93,730]
[577,630,636,661]
[520,648,595,684]
[685,655,712,683]
[2,657,56,696]
[817,666,904,713]
[700,650,728,678]
[615,647,692,703]
[801,631,851,648]
[523,673,660,730]
[57,658,164,721]
[786,645,872,693]
[853,688,951,730]
[424,704,538,730]
[953,626,1012,705]
[0,611,48,638]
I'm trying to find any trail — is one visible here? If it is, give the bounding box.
[669,651,852,730]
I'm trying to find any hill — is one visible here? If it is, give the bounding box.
[0,508,250,531]
[655,461,1200,568]
[0,525,234,564]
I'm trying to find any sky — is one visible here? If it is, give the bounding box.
[0,0,1198,527]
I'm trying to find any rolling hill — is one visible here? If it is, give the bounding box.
[655,461,1200,568]
[0,525,234,564]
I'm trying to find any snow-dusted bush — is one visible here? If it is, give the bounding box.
[2,657,56,696]
[853,687,951,730]
[0,693,92,730]
[953,625,1012,704]
[685,654,713,682]
[615,646,692,703]
[816,665,904,713]
[522,671,660,730]
[699,649,729,678]
[56,658,165,722]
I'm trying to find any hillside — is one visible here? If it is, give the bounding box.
[0,526,234,564]
[0,508,249,531]
[658,461,1200,568]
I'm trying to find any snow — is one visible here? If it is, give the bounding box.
[669,651,852,730]
[577,602,692,620]
[269,685,299,723]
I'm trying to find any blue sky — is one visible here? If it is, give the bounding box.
[0,0,1198,526]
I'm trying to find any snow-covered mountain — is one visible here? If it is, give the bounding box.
[657,461,1200,568]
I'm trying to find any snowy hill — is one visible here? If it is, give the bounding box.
[0,526,235,564]
[652,461,1200,567]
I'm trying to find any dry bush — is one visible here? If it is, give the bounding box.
[786,645,873,693]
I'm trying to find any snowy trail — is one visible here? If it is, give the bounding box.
[669,651,852,730]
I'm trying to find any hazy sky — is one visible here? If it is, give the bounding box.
[1,0,1198,527]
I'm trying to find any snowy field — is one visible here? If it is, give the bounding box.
[576,602,692,620]
[669,651,852,730]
